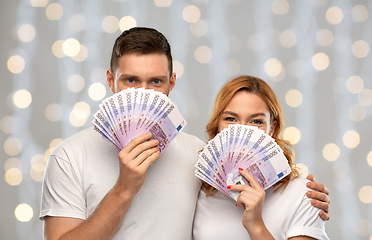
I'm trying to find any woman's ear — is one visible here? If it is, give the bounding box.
[269,120,277,136]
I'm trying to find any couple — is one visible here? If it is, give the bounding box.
[40,27,330,239]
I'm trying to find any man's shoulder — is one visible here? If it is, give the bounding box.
[51,127,112,157]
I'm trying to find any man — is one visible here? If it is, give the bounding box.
[40,27,330,240]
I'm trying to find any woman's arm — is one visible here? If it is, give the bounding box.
[228,168,275,240]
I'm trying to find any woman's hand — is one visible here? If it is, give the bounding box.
[228,168,274,240]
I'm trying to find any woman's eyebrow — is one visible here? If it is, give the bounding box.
[221,111,239,117]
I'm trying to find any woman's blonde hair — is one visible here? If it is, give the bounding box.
[203,75,300,195]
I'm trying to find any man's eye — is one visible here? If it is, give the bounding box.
[126,79,135,83]
[152,79,161,85]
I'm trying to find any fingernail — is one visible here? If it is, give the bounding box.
[238,168,243,171]
[306,191,312,197]
[227,185,231,189]
[147,133,152,137]
[154,140,159,144]
[306,182,311,188]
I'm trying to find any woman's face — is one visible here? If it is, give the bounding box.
[218,90,276,135]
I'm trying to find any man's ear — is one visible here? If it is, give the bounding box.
[106,69,115,93]
[168,72,176,93]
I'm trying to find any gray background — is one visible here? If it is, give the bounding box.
[1,0,371,239]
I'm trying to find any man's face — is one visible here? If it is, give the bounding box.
[106,53,176,96]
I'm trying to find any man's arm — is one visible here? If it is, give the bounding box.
[44,133,160,240]
[305,174,331,221]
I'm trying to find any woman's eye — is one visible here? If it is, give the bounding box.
[225,117,236,122]
[252,119,263,124]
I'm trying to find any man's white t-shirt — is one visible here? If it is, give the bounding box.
[40,127,205,240]
[193,177,329,240]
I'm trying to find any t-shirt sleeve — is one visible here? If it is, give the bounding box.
[286,193,329,240]
[39,153,86,220]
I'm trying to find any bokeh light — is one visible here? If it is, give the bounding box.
[50,138,63,148]
[367,151,372,167]
[346,76,364,94]
[283,126,301,145]
[352,40,369,58]
[359,186,372,204]
[4,158,22,171]
[343,130,360,149]
[182,5,201,23]
[326,6,343,24]
[72,44,88,62]
[323,143,340,161]
[224,59,240,77]
[62,38,81,57]
[102,15,119,33]
[15,204,33,222]
[13,89,32,109]
[119,16,137,32]
[358,89,372,106]
[154,0,172,7]
[88,83,106,101]
[45,103,62,122]
[5,168,22,186]
[312,52,329,71]
[46,3,63,20]
[52,40,66,58]
[4,138,22,156]
[279,30,296,48]
[17,24,36,43]
[271,0,289,15]
[316,29,333,47]
[190,19,208,37]
[285,89,303,108]
[194,46,212,64]
[247,33,265,52]
[264,58,283,77]
[7,55,25,74]
[0,116,17,134]
[30,154,47,182]
[67,74,85,92]
[352,5,369,22]
[30,0,48,7]
[69,14,86,32]
[349,104,366,122]
[173,61,184,78]
[295,163,309,177]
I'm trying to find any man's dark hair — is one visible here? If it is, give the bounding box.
[110,27,173,77]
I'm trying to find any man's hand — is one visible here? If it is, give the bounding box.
[115,132,160,197]
[305,174,331,221]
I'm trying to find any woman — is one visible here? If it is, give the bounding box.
[193,76,329,240]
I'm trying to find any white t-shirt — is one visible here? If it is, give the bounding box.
[193,177,329,240]
[40,127,205,240]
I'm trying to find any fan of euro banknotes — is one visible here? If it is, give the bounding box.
[195,124,292,201]
[92,88,187,153]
